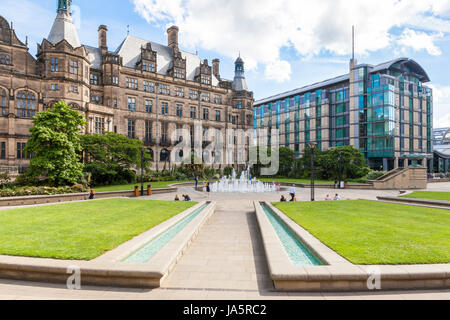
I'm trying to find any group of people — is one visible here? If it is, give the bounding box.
[280,185,297,202]
[325,194,342,201]
[175,194,192,201]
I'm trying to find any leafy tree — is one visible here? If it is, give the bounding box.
[25,101,86,186]
[278,147,296,176]
[81,132,151,186]
[317,146,369,180]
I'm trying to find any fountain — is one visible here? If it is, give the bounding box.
[210,167,277,193]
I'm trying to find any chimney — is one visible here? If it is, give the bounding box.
[167,26,179,51]
[212,59,220,79]
[98,25,108,52]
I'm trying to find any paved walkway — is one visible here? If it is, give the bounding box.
[0,184,449,299]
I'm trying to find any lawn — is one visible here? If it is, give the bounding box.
[259,178,362,185]
[94,180,194,192]
[401,191,450,201]
[0,199,196,260]
[273,200,450,265]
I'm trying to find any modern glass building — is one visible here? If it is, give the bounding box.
[254,58,434,172]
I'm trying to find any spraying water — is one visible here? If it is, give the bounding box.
[211,167,277,193]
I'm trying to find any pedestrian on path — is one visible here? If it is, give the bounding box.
[195,176,199,189]
[206,181,211,198]
[289,184,296,201]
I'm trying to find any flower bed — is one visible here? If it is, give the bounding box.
[0,184,88,198]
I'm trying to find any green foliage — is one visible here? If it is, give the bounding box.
[0,172,11,189]
[81,132,150,186]
[223,166,234,177]
[365,170,387,181]
[278,147,296,177]
[0,185,88,197]
[25,101,86,186]
[317,146,369,181]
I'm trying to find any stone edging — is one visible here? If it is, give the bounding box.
[377,196,450,209]
[254,201,450,292]
[0,201,216,288]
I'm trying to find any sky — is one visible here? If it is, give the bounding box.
[1,0,450,126]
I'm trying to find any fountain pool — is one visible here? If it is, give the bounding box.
[210,168,277,193]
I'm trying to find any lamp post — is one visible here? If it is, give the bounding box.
[308,142,317,202]
[140,147,145,196]
[338,150,342,189]
[155,83,160,172]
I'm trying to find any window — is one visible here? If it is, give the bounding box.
[50,84,59,91]
[94,117,105,134]
[126,77,138,89]
[1,142,5,159]
[215,110,221,122]
[336,103,346,114]
[159,84,170,95]
[50,57,58,72]
[127,120,135,139]
[128,97,136,112]
[142,61,156,72]
[90,74,99,85]
[17,142,27,159]
[145,100,152,113]
[174,69,185,79]
[161,123,169,143]
[201,92,210,102]
[69,86,78,93]
[91,95,103,105]
[1,89,7,116]
[145,121,152,141]
[190,106,196,119]
[69,60,79,74]
[176,104,183,117]
[0,54,10,65]
[113,99,118,108]
[143,81,154,92]
[189,89,198,100]
[236,101,243,109]
[161,102,169,115]
[112,76,119,85]
[201,75,211,85]
[214,95,222,104]
[203,108,209,120]
[16,91,36,118]
[336,116,346,126]
[175,87,184,97]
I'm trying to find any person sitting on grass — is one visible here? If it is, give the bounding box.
[174,195,180,201]
[334,194,342,201]
[88,189,95,200]
[183,194,192,201]
[325,194,332,201]
[280,195,287,202]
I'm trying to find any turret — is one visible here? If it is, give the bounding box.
[232,55,248,91]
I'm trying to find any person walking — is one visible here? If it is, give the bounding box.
[289,184,296,201]
[206,181,211,198]
[195,176,199,189]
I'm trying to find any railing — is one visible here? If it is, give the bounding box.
[144,138,156,146]
[160,139,172,147]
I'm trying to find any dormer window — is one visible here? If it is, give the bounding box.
[174,68,185,79]
[201,75,211,85]
[142,61,156,73]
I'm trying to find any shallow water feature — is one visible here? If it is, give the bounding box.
[123,203,209,263]
[261,203,322,266]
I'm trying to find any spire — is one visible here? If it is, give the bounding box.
[48,0,80,48]
[233,55,248,91]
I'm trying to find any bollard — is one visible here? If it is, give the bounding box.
[147,185,152,196]
[134,186,139,197]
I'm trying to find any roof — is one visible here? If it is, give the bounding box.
[115,35,219,85]
[47,10,81,48]
[370,57,430,82]
[255,74,349,105]
[85,45,102,70]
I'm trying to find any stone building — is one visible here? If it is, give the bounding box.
[0,0,254,175]
[254,57,434,172]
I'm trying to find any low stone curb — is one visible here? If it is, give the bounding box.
[377,196,450,209]
[254,201,450,292]
[0,201,216,288]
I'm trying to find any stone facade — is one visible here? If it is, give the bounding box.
[0,2,254,174]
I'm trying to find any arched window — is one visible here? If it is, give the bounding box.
[160,149,170,162]
[1,89,7,116]
[147,148,154,161]
[16,90,36,118]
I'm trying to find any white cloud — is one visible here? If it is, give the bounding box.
[264,60,291,83]
[398,28,443,56]
[133,0,450,82]
[431,85,450,128]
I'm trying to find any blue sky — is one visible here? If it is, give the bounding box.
[1,0,450,126]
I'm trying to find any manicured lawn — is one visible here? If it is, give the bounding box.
[401,191,450,201]
[94,180,194,192]
[273,200,450,265]
[259,178,362,185]
[0,199,196,260]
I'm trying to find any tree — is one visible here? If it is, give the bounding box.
[317,146,369,180]
[278,147,296,176]
[25,101,86,186]
[81,132,151,186]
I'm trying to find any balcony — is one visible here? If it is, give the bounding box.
[144,138,156,146]
[160,138,172,147]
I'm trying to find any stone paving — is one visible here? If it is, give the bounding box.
[0,183,449,299]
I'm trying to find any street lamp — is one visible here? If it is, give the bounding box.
[140,147,145,196]
[155,83,160,172]
[338,150,342,189]
[308,142,317,202]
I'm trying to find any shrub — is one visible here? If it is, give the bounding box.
[365,170,387,181]
[223,166,234,177]
[0,185,88,198]
[0,172,11,189]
